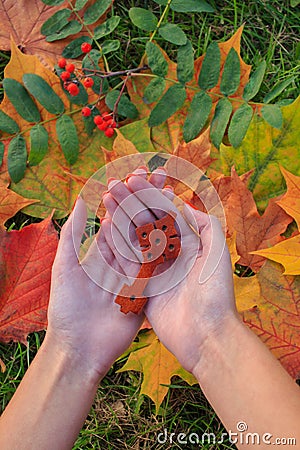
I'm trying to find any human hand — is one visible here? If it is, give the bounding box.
[104,170,239,375]
[46,168,167,381]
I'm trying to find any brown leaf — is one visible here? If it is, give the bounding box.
[0,180,38,229]
[0,215,58,343]
[242,261,300,379]
[0,0,111,64]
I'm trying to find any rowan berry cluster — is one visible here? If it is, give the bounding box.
[57,42,117,138]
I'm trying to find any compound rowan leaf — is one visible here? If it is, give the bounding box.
[148,84,186,128]
[228,102,253,147]
[41,8,71,36]
[242,261,300,379]
[23,73,64,115]
[56,115,79,165]
[210,97,232,149]
[225,168,292,272]
[0,180,38,229]
[220,48,241,96]
[146,42,169,78]
[158,23,187,46]
[94,16,120,39]
[118,329,197,413]
[183,91,212,142]
[83,0,112,25]
[261,104,283,129]
[198,41,220,90]
[243,60,266,101]
[7,135,27,183]
[46,20,82,42]
[129,7,158,32]
[143,77,166,104]
[3,78,41,123]
[0,110,19,134]
[105,91,138,119]
[216,96,300,210]
[177,40,194,84]
[0,215,58,343]
[29,125,49,166]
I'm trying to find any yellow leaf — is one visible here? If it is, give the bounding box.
[277,167,300,229]
[118,330,197,413]
[234,274,261,312]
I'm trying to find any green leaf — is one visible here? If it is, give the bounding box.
[40,0,64,4]
[62,36,92,58]
[41,9,71,36]
[3,78,41,123]
[143,77,166,104]
[243,60,266,102]
[84,0,112,25]
[8,135,27,183]
[183,91,212,142]
[220,48,240,96]
[56,115,79,165]
[105,91,138,119]
[261,104,283,129]
[263,78,295,104]
[170,0,214,13]
[0,142,4,167]
[0,110,20,134]
[29,125,49,166]
[198,42,220,90]
[23,74,65,115]
[74,0,89,10]
[158,23,187,46]
[210,97,232,149]
[177,40,194,83]
[148,84,186,127]
[46,20,82,42]
[228,103,253,147]
[129,7,158,31]
[101,40,120,54]
[146,42,168,78]
[64,82,88,105]
[94,16,121,39]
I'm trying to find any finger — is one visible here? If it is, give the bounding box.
[162,186,174,202]
[101,218,140,278]
[148,166,166,189]
[55,196,87,268]
[107,178,156,226]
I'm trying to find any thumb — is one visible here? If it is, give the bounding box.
[55,196,87,268]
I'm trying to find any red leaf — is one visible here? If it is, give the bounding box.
[0,215,58,343]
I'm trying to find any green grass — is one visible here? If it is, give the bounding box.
[0,0,299,448]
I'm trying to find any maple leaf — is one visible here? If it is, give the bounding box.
[214,96,300,210]
[242,260,300,379]
[0,180,38,229]
[0,0,111,64]
[126,26,251,151]
[0,215,58,343]
[277,167,300,230]
[1,41,110,218]
[118,329,197,413]
[224,167,292,272]
[234,274,261,313]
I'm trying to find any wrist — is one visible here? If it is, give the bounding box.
[192,311,243,381]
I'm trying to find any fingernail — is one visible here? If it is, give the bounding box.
[102,190,109,197]
[185,200,198,210]
[156,166,166,172]
[107,177,117,184]
[100,217,107,224]
[108,179,120,190]
[125,173,133,183]
[164,185,174,190]
[137,165,148,172]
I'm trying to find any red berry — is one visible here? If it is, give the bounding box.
[83,77,94,88]
[102,112,112,121]
[111,120,117,128]
[81,42,92,53]
[82,106,91,117]
[66,63,75,73]
[94,115,103,125]
[67,83,79,96]
[105,127,115,138]
[60,71,70,81]
[98,122,109,131]
[58,58,67,69]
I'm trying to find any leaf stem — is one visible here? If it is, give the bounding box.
[149,0,172,43]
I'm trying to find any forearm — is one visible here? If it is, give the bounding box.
[194,313,300,449]
[0,336,102,450]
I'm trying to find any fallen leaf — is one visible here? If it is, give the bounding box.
[215,96,300,210]
[251,234,300,276]
[242,260,300,379]
[0,0,111,64]
[118,329,197,413]
[235,274,261,313]
[0,215,58,343]
[0,180,38,229]
[225,167,292,271]
[277,167,300,229]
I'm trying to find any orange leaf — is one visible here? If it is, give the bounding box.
[242,261,300,379]
[0,215,58,343]
[118,329,196,413]
[225,168,292,271]
[0,180,38,229]
[0,0,111,64]
[277,167,300,229]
